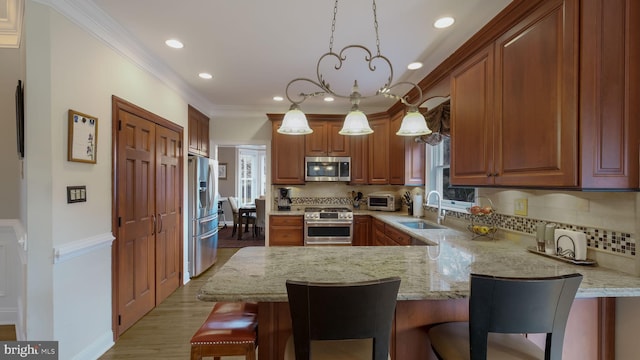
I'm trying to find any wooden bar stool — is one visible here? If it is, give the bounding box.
[428,273,582,360]
[190,302,258,360]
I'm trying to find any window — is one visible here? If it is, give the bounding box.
[425,136,476,211]
[237,148,266,204]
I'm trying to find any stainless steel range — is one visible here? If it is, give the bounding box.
[304,207,353,245]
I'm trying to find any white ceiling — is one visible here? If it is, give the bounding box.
[58,0,512,115]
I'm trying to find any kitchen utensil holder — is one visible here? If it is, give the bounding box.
[466,196,498,240]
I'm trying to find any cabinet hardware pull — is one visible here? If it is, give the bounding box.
[152,215,156,235]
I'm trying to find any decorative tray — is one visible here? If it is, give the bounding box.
[526,247,597,266]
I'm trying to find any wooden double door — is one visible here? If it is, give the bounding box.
[112,96,183,337]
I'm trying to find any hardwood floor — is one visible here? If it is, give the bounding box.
[99,248,248,359]
[0,324,16,340]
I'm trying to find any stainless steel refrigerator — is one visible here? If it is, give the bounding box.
[188,155,219,277]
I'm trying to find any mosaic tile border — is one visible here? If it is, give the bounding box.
[440,208,636,257]
[281,196,636,257]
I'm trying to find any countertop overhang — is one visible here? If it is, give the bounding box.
[198,217,640,302]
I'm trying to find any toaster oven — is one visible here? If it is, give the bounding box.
[367,192,401,211]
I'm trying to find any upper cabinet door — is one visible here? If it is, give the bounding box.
[368,117,390,184]
[305,119,349,156]
[188,105,209,157]
[305,120,328,156]
[493,0,578,187]
[326,121,349,156]
[450,45,495,186]
[451,0,579,188]
[270,117,305,184]
[580,0,639,189]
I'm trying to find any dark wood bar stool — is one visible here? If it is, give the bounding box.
[284,277,401,360]
[428,273,583,360]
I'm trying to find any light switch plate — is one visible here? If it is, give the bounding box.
[67,185,87,203]
[514,198,528,216]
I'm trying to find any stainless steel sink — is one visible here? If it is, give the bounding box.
[398,220,444,230]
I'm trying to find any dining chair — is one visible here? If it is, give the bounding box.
[428,273,583,360]
[228,197,255,237]
[284,277,401,360]
[253,198,266,237]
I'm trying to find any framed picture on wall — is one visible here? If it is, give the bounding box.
[68,109,98,164]
[218,163,227,179]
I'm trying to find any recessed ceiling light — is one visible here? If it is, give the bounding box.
[273,96,284,101]
[407,62,423,70]
[324,96,334,102]
[165,39,184,49]
[198,73,213,79]
[434,17,455,29]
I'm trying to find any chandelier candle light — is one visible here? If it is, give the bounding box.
[278,0,432,136]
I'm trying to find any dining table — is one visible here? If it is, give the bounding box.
[237,204,256,240]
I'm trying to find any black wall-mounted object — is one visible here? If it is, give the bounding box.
[15,80,24,158]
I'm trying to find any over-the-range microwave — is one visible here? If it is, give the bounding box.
[305,156,351,182]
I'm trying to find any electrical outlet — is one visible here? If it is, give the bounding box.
[514,198,528,216]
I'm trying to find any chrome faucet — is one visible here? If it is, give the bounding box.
[426,190,446,225]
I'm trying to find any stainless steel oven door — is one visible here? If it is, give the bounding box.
[304,220,353,245]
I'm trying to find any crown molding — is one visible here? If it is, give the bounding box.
[32,0,215,114]
[0,0,24,48]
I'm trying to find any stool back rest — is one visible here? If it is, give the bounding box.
[469,273,582,360]
[286,277,401,360]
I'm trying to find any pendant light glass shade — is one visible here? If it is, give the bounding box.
[396,109,432,136]
[339,109,373,135]
[278,106,313,135]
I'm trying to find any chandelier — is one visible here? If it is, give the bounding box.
[277,0,431,136]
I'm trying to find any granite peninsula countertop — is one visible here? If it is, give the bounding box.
[199,216,640,302]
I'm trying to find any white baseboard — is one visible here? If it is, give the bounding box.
[71,330,114,360]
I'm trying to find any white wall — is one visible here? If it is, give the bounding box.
[210,111,272,145]
[0,48,22,219]
[24,2,189,359]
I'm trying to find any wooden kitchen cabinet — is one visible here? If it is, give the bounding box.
[269,215,303,246]
[451,0,579,188]
[188,105,209,156]
[404,137,426,186]
[349,135,369,185]
[352,215,371,246]
[269,115,305,184]
[305,117,349,156]
[371,218,411,246]
[384,224,411,246]
[372,218,389,246]
[580,0,639,189]
[389,110,426,186]
[368,116,390,185]
[450,45,495,186]
[389,111,406,185]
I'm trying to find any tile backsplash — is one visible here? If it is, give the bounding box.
[273,184,639,260]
